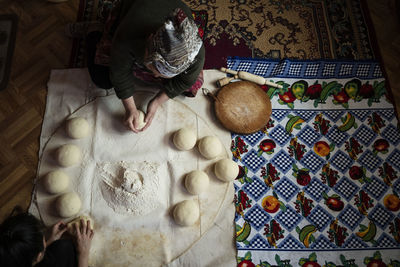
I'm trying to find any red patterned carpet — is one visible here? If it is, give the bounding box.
[69,0,377,69]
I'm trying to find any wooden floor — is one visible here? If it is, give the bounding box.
[0,0,399,221]
[0,0,79,220]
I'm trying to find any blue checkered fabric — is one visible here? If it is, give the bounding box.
[353,125,377,146]
[368,204,394,229]
[277,234,304,249]
[363,176,389,200]
[387,149,400,170]
[307,205,335,231]
[382,124,400,145]
[334,178,359,201]
[343,234,369,249]
[305,178,330,202]
[274,177,299,202]
[227,58,384,79]
[330,151,353,174]
[275,206,302,231]
[232,59,400,261]
[300,151,325,174]
[338,205,363,230]
[358,150,384,172]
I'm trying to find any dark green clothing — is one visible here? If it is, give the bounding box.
[110,0,205,99]
[36,239,77,267]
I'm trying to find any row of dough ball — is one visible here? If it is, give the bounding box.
[175,159,239,226]
[47,112,144,219]
[48,113,145,218]
[184,158,239,195]
[174,127,239,183]
[42,169,82,218]
[173,128,239,226]
[57,117,90,167]
[173,128,222,160]
[41,117,90,219]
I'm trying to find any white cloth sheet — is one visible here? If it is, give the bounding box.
[29,68,236,266]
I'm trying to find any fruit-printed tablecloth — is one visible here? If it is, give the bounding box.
[228,57,400,267]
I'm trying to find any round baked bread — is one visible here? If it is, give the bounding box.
[214,81,272,134]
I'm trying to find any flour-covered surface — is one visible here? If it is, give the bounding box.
[98,161,162,215]
[32,70,236,266]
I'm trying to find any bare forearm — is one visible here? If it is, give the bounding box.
[154,91,169,105]
[121,96,137,112]
[78,253,89,267]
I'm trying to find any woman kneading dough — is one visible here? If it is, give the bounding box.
[68,0,205,133]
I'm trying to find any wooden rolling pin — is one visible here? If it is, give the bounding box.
[216,75,238,87]
[220,67,283,89]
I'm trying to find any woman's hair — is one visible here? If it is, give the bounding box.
[0,207,45,267]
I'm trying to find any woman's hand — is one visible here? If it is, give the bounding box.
[124,109,141,133]
[141,97,159,131]
[142,92,169,131]
[74,220,94,267]
[46,221,67,246]
[122,96,141,133]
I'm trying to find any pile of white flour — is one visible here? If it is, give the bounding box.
[97,161,161,215]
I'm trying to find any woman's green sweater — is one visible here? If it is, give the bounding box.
[110,0,205,99]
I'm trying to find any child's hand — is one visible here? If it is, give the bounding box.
[74,220,94,258]
[46,221,67,245]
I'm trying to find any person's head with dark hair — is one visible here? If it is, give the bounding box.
[0,212,46,267]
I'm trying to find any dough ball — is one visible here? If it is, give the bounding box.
[136,110,147,130]
[67,215,94,234]
[173,127,196,150]
[66,117,90,139]
[198,136,222,159]
[185,170,209,195]
[56,144,81,167]
[56,192,82,218]
[214,158,239,182]
[42,170,69,194]
[173,200,199,226]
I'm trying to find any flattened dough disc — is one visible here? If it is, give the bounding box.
[214,81,272,134]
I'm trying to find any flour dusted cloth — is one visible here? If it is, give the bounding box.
[30,69,236,267]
